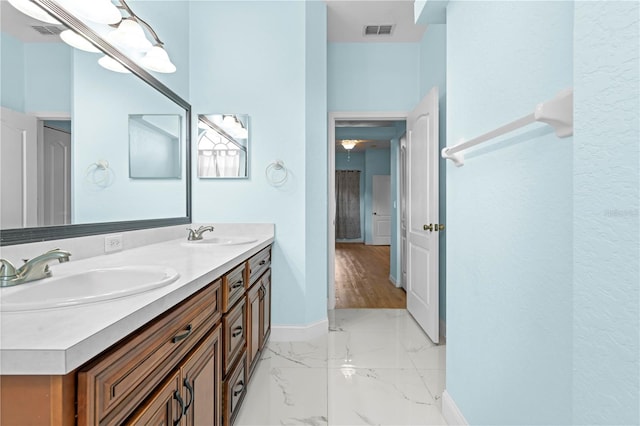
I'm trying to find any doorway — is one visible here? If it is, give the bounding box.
[328,112,408,310]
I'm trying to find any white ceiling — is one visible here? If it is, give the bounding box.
[0,0,64,42]
[327,0,427,43]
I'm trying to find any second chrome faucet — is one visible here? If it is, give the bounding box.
[186,225,214,241]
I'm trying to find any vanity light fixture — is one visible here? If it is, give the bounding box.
[7,0,60,24]
[60,29,101,53]
[221,115,248,139]
[30,0,178,74]
[98,55,131,73]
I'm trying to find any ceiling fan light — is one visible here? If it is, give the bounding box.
[139,45,176,73]
[98,55,131,73]
[107,18,152,51]
[60,29,100,53]
[8,0,61,24]
[341,140,357,150]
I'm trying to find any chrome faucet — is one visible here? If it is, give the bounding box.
[0,249,71,287]
[186,225,214,241]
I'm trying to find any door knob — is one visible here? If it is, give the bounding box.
[423,224,433,232]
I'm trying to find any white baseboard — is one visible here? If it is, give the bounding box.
[442,390,469,425]
[270,318,328,342]
[389,275,401,288]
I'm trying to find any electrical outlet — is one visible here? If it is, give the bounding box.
[105,234,123,253]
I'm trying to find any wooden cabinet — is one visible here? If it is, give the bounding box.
[247,268,271,377]
[223,354,247,425]
[0,244,272,426]
[77,281,221,425]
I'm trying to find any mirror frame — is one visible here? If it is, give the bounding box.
[0,0,192,246]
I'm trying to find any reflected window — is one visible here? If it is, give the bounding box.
[197,114,249,178]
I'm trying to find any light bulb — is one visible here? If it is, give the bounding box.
[98,55,131,73]
[8,0,60,24]
[57,0,121,24]
[107,18,152,51]
[60,29,100,53]
[139,45,176,73]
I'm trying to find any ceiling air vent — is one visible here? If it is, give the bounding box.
[364,25,394,36]
[31,25,63,36]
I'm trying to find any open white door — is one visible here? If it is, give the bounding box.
[1,107,38,229]
[371,174,391,245]
[406,87,440,343]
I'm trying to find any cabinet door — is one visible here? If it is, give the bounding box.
[247,285,261,375]
[260,270,271,349]
[181,326,222,426]
[125,371,182,426]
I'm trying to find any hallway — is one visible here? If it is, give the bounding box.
[236,309,446,425]
[334,243,406,309]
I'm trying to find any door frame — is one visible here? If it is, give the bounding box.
[328,111,408,310]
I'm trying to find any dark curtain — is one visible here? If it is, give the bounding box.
[335,170,361,239]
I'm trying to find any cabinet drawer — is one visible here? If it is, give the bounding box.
[223,298,246,375]
[247,247,271,287]
[222,264,246,313]
[223,354,246,426]
[78,280,221,425]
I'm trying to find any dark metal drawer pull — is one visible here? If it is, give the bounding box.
[258,260,267,266]
[172,324,193,343]
[231,280,243,290]
[231,326,243,338]
[173,390,185,426]
[233,381,244,397]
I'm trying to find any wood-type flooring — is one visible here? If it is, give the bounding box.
[334,243,406,309]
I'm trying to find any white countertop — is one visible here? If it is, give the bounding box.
[0,227,274,375]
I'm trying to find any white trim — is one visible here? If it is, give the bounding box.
[30,112,72,120]
[270,318,328,342]
[442,390,469,425]
[328,111,408,311]
[440,318,447,341]
[389,274,401,288]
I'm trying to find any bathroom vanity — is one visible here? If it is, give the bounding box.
[0,233,273,426]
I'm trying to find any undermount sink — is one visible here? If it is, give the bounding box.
[0,266,180,312]
[181,237,257,247]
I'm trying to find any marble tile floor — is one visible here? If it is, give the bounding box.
[236,309,446,426]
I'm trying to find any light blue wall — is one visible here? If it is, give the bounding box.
[23,43,71,114]
[419,24,447,321]
[446,1,573,424]
[1,32,25,112]
[573,2,639,423]
[328,43,419,112]
[304,0,328,323]
[336,152,366,242]
[0,35,71,114]
[364,149,391,244]
[189,0,327,326]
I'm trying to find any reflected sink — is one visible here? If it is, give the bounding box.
[0,266,180,312]
[181,237,257,247]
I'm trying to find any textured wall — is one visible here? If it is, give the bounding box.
[190,1,328,326]
[573,2,640,423]
[446,1,574,423]
[328,43,419,112]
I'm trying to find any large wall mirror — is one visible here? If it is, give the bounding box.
[0,0,191,245]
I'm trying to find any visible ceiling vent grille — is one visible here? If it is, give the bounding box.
[364,25,394,36]
[31,25,63,36]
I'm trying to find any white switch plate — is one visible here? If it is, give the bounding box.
[105,234,123,253]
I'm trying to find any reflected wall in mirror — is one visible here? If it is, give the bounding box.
[129,114,182,179]
[0,0,191,244]
[197,114,249,178]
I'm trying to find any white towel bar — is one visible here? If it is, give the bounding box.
[441,88,573,167]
